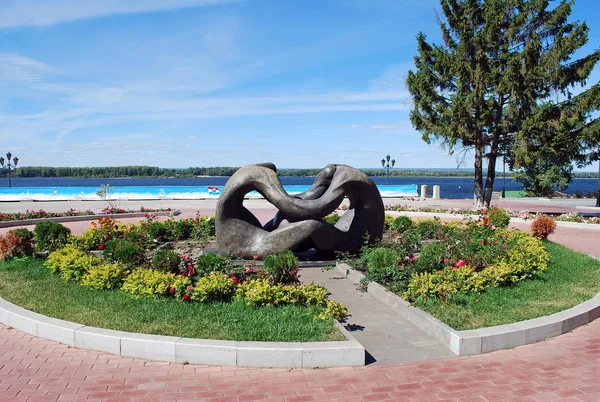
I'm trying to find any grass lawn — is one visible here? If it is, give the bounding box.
[413,241,600,330]
[0,257,344,342]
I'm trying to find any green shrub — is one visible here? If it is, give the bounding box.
[45,245,102,281]
[103,239,146,268]
[191,272,236,303]
[262,249,300,284]
[172,218,195,240]
[392,216,414,232]
[324,214,341,225]
[487,207,511,228]
[81,262,128,290]
[152,249,181,273]
[146,221,168,241]
[416,242,448,273]
[121,269,177,298]
[11,228,34,242]
[34,221,71,252]
[193,215,215,240]
[366,247,401,282]
[415,218,443,239]
[195,252,231,276]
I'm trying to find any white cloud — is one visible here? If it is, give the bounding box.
[329,124,364,130]
[0,0,242,28]
[371,123,409,130]
[0,53,51,82]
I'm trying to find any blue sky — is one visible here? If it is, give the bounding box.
[0,0,598,170]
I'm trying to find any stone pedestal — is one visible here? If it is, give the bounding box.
[432,185,440,199]
[420,185,428,199]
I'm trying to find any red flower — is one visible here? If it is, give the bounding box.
[253,255,259,260]
[98,243,105,250]
[455,259,466,267]
[231,276,239,284]
[245,267,253,274]
[182,272,188,277]
[183,254,190,261]
[479,241,484,245]
[182,294,190,301]
[169,287,176,295]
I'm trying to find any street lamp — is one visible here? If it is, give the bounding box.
[596,157,600,208]
[381,155,395,184]
[0,152,19,187]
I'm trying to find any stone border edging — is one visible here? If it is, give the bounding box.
[0,296,364,368]
[336,262,600,356]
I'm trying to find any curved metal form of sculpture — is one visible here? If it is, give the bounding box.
[215,163,384,258]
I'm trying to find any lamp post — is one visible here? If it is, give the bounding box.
[502,153,506,199]
[381,154,395,184]
[596,157,600,208]
[0,152,19,187]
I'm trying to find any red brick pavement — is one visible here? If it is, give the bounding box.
[0,318,599,401]
[1,199,599,401]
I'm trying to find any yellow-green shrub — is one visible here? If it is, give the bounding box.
[314,300,349,320]
[235,278,290,306]
[121,269,177,298]
[191,273,236,303]
[81,262,128,290]
[236,279,348,320]
[45,245,102,281]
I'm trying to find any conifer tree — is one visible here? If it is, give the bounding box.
[407,0,600,206]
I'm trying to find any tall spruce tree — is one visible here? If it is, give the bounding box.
[407,0,600,207]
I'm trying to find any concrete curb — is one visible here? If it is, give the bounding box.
[0,295,364,368]
[336,262,600,356]
[385,210,600,231]
[0,210,178,229]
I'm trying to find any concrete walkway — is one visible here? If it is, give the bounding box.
[0,197,599,400]
[300,268,455,365]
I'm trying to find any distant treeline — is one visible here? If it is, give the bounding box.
[2,165,597,179]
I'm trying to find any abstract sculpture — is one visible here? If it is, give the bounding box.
[215,163,384,258]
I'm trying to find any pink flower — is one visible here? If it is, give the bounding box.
[409,256,417,263]
[186,285,194,291]
[443,258,450,264]
[245,267,253,274]
[183,254,190,261]
[479,241,484,245]
[253,255,259,260]
[501,244,507,249]
[223,242,228,247]
[455,259,466,267]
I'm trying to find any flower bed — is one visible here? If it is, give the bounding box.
[0,215,347,342]
[0,207,172,222]
[348,211,549,303]
[383,204,600,224]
